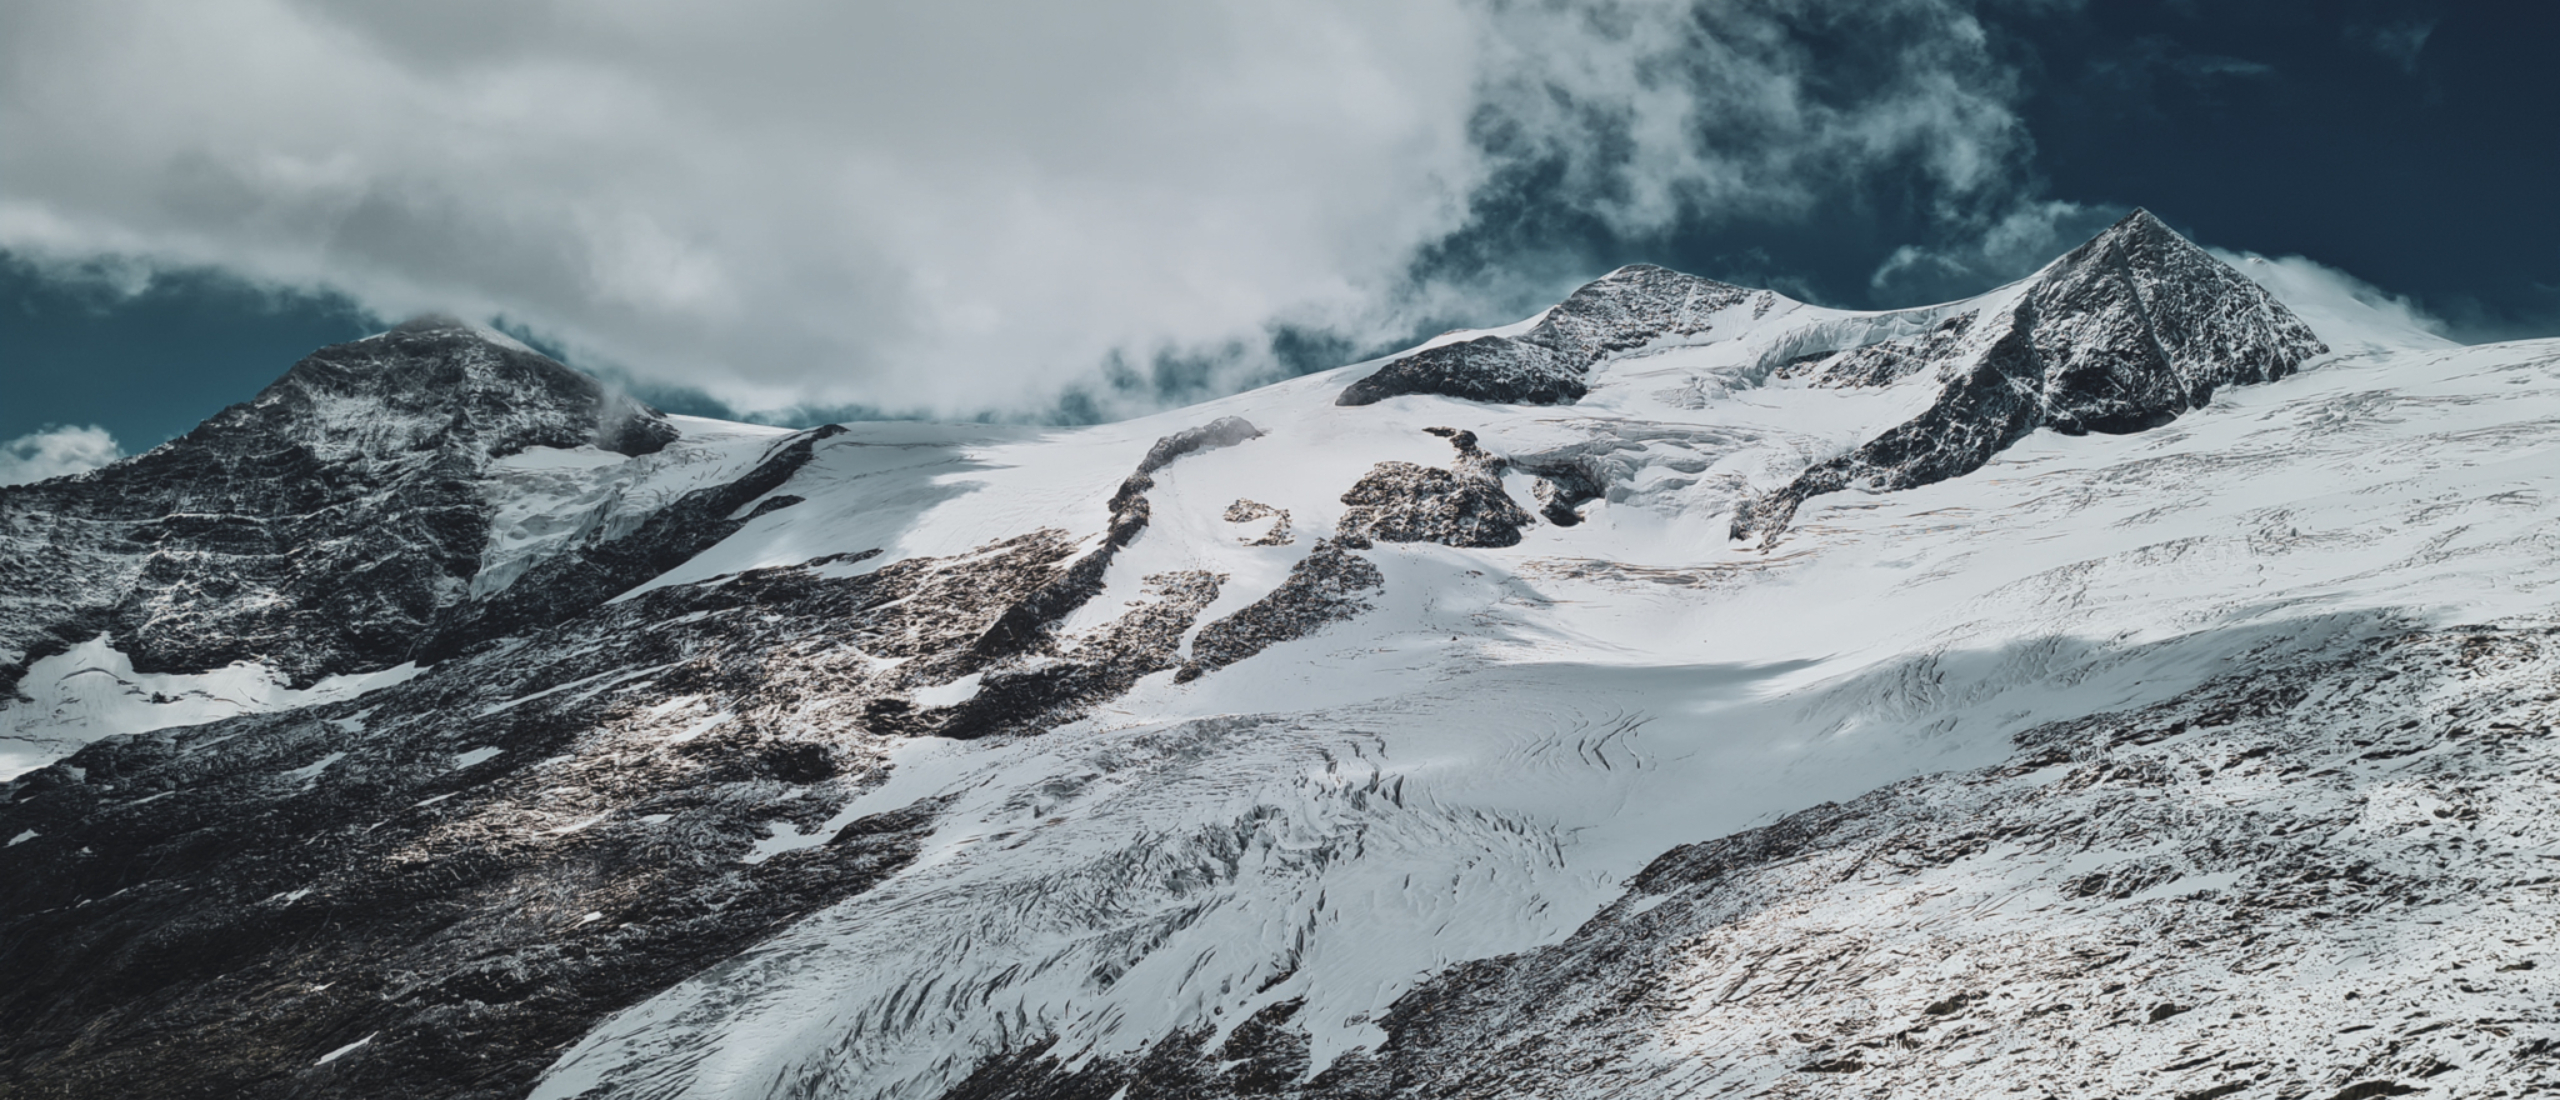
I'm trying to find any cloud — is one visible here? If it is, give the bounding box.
[0,425,123,486]
[1868,199,2123,304]
[2208,247,2457,354]
[0,0,2052,422]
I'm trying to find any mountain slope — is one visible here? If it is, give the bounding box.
[0,319,834,774]
[3,215,2554,1100]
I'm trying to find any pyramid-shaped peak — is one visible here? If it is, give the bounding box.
[2115,206,2168,233]
[1733,203,2329,540]
[1534,264,1754,356]
[2050,207,2203,270]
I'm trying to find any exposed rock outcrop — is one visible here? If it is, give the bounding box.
[971,418,1262,660]
[932,570,1226,738]
[1223,499,1295,546]
[0,530,1087,1100]
[1176,539,1383,682]
[1138,416,1264,474]
[1335,428,1534,549]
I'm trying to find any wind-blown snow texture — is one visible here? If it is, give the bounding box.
[5,213,2555,1100]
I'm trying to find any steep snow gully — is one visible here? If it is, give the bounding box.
[5,210,2558,1100]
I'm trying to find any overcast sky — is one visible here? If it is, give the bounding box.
[3,0,2553,477]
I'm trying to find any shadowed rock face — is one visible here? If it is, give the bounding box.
[907,418,1264,736]
[0,319,687,696]
[0,407,1308,1098]
[1336,266,1753,407]
[1734,209,2326,540]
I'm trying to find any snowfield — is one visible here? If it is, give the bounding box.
[2,213,2555,1100]
[534,223,2556,1099]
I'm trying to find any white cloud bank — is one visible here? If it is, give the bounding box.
[0,0,2045,420]
[2211,247,2458,355]
[0,425,124,486]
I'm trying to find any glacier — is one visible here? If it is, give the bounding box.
[0,211,2554,1099]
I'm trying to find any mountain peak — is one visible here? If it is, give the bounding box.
[257,321,676,462]
[1338,263,1757,406]
[1734,207,2328,539]
[2047,206,2197,278]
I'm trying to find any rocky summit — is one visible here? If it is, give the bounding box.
[5,214,2557,1100]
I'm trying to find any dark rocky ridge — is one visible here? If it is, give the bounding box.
[0,318,696,698]
[0,401,1358,1097]
[877,417,1269,736]
[1734,210,2326,540]
[412,424,846,665]
[1337,265,1754,407]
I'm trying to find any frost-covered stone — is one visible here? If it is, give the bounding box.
[1223,499,1294,545]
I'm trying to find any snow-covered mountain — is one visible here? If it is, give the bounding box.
[4,210,2554,1100]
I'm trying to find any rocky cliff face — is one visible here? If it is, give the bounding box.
[0,393,1286,1098]
[1333,428,1532,549]
[0,538,1058,1100]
